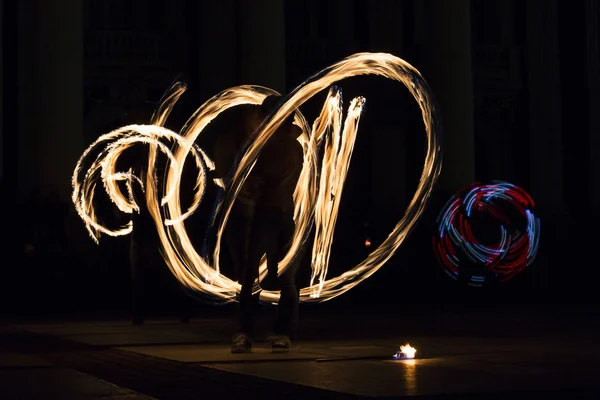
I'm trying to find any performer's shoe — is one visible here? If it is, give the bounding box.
[269,335,291,353]
[231,333,252,354]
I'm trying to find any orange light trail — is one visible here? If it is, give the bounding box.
[72,53,443,304]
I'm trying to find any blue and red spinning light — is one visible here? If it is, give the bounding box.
[433,182,540,286]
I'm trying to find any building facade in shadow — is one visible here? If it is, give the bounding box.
[2,0,599,315]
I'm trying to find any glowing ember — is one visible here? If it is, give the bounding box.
[394,343,417,359]
[71,52,443,305]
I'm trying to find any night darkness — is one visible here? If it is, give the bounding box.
[2,2,600,399]
[1,0,599,331]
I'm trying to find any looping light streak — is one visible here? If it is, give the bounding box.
[433,181,540,286]
[72,52,443,304]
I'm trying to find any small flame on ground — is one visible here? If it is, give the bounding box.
[394,343,417,359]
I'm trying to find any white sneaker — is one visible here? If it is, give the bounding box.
[269,335,291,353]
[231,333,252,354]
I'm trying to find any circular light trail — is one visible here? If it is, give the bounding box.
[72,52,443,304]
[433,181,540,286]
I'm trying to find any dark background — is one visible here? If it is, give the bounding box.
[1,0,598,320]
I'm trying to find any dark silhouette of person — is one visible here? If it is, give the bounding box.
[230,95,306,353]
[209,105,265,284]
[128,147,193,325]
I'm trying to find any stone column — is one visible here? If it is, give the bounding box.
[524,0,563,294]
[195,0,237,99]
[586,0,600,215]
[2,0,19,201]
[0,0,4,187]
[1,0,19,199]
[368,0,403,53]
[163,0,189,86]
[237,0,286,93]
[525,0,564,216]
[334,0,355,46]
[416,0,475,195]
[18,0,84,201]
[368,1,408,213]
[17,0,35,199]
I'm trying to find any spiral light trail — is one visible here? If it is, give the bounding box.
[433,181,540,286]
[72,52,443,304]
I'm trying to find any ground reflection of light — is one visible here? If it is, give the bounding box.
[72,53,443,305]
[401,359,417,396]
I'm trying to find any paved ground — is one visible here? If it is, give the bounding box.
[2,305,600,399]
